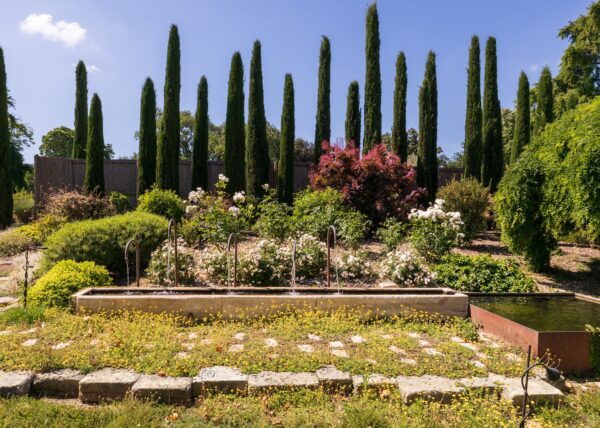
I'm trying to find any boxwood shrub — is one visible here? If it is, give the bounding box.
[42,212,168,275]
[136,186,184,221]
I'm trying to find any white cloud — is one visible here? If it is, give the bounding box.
[529,64,541,73]
[87,64,100,73]
[20,13,86,48]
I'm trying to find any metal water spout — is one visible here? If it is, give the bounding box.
[291,240,297,292]
[226,233,238,290]
[167,219,179,287]
[124,239,141,287]
[326,225,340,292]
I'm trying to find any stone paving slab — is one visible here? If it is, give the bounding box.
[500,377,564,407]
[193,366,248,396]
[248,372,318,394]
[0,371,33,398]
[79,368,140,403]
[32,369,84,398]
[132,375,192,404]
[456,374,503,395]
[365,374,397,392]
[397,375,463,404]
[316,366,353,394]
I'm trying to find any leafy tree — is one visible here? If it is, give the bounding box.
[314,36,331,162]
[501,108,515,167]
[363,3,381,154]
[417,51,438,201]
[0,47,11,228]
[40,126,74,157]
[225,52,245,193]
[246,40,270,197]
[536,66,554,132]
[345,81,361,148]
[7,107,33,192]
[278,74,294,204]
[294,138,314,161]
[73,60,87,159]
[157,24,180,192]
[481,37,503,192]
[192,76,209,190]
[463,36,482,180]
[84,94,104,193]
[511,72,530,164]
[137,77,157,195]
[392,52,408,162]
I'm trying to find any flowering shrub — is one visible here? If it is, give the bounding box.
[379,250,435,287]
[238,239,290,286]
[376,218,410,251]
[253,188,293,241]
[136,186,185,221]
[293,234,326,279]
[42,188,115,221]
[310,142,425,224]
[147,238,196,285]
[408,199,464,262]
[336,251,374,280]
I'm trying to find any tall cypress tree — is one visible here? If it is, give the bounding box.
[73,60,88,159]
[84,94,105,193]
[137,77,157,195]
[481,37,503,191]
[0,47,12,229]
[278,74,295,205]
[391,52,408,162]
[363,3,381,154]
[417,51,438,201]
[314,36,331,163]
[157,24,181,192]
[511,72,530,164]
[463,36,482,179]
[345,81,361,148]
[192,76,209,190]
[225,52,245,193]
[246,40,270,197]
[536,66,554,132]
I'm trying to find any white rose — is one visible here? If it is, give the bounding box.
[218,174,229,183]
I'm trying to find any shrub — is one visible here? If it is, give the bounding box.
[310,142,425,223]
[437,178,490,240]
[109,192,130,214]
[336,251,374,280]
[0,230,32,257]
[41,189,115,221]
[433,254,535,292]
[376,218,410,251]
[378,250,435,287]
[42,212,168,275]
[28,260,111,307]
[14,214,66,246]
[12,191,34,224]
[495,152,556,272]
[253,190,293,241]
[293,234,326,279]
[408,200,464,262]
[146,238,195,285]
[136,186,185,221]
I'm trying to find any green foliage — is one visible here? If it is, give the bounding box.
[40,126,74,158]
[137,77,157,195]
[0,305,46,325]
[587,324,600,377]
[14,214,66,246]
[392,52,408,162]
[254,191,293,241]
[511,72,530,163]
[345,81,361,147]
[41,189,115,221]
[108,192,130,214]
[192,76,209,190]
[464,36,482,180]
[495,151,556,272]
[0,229,32,257]
[378,249,435,287]
[136,186,184,221]
[73,60,87,159]
[42,212,168,275]
[84,94,105,193]
[12,190,34,224]
[376,217,409,251]
[29,260,111,307]
[434,254,535,292]
[224,52,246,193]
[278,74,295,204]
[536,66,554,132]
[417,51,438,201]
[314,36,331,162]
[437,178,490,241]
[363,3,381,154]
[0,47,12,229]
[147,238,195,285]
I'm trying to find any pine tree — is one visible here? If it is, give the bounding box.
[157,24,181,192]
[84,93,105,193]
[536,66,554,132]
[391,52,408,161]
[481,37,504,191]
[314,36,331,163]
[463,36,482,179]
[511,72,530,164]
[192,76,209,190]
[363,3,381,154]
[137,77,157,195]
[73,60,88,159]
[278,74,295,204]
[0,47,12,228]
[345,81,361,148]
[417,51,438,201]
[246,40,270,197]
[225,52,246,193]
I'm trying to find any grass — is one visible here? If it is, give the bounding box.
[0,306,526,378]
[0,389,599,427]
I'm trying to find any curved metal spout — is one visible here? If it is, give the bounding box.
[291,240,297,290]
[124,239,141,287]
[167,219,179,287]
[326,225,338,288]
[226,233,238,288]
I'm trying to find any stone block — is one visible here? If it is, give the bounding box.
[32,369,83,398]
[315,366,353,394]
[396,375,463,404]
[500,377,564,407]
[248,371,318,394]
[365,374,397,393]
[79,368,140,403]
[131,375,192,404]
[192,366,248,396]
[0,371,33,397]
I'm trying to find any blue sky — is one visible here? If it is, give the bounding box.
[0,0,592,163]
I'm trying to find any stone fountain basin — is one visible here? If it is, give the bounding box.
[72,287,468,320]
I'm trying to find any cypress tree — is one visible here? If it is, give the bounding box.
[245,40,270,197]
[463,36,482,179]
[363,3,382,154]
[84,93,105,193]
[417,51,438,201]
[314,36,331,162]
[224,52,246,193]
[391,52,408,162]
[536,66,554,131]
[481,37,504,191]
[137,77,157,195]
[73,60,88,159]
[0,47,12,229]
[278,74,295,204]
[192,76,209,190]
[345,81,361,148]
[157,24,181,192]
[511,72,530,164]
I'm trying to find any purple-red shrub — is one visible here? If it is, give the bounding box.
[310,141,426,223]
